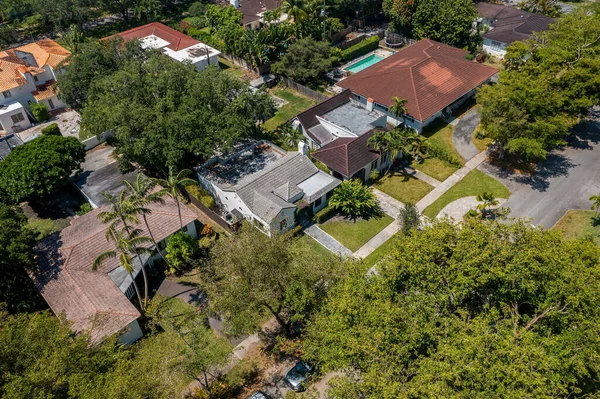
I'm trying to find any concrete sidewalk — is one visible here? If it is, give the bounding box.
[416,151,488,213]
[402,166,442,187]
[373,187,404,218]
[304,223,353,258]
[353,219,401,259]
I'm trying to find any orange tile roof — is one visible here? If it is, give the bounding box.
[110,22,199,51]
[338,39,498,122]
[32,80,57,101]
[32,193,197,344]
[0,39,69,92]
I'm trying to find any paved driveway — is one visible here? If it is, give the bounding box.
[478,115,600,228]
[452,108,480,161]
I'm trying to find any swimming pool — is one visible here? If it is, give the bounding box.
[344,54,384,73]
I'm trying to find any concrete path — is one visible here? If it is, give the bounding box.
[304,223,353,258]
[437,196,507,221]
[402,165,442,187]
[353,219,401,259]
[452,108,480,162]
[373,187,404,218]
[416,151,488,213]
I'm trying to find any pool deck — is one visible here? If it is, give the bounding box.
[339,48,395,76]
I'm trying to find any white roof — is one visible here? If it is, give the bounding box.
[140,34,171,50]
[163,43,221,64]
[297,171,338,197]
[0,102,24,115]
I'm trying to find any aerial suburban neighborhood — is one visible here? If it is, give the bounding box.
[1,0,600,398]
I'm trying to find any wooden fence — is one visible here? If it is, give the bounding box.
[180,188,233,233]
[279,77,330,103]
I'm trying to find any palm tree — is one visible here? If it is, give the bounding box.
[93,228,152,312]
[368,129,391,174]
[389,97,408,126]
[152,169,199,232]
[123,174,169,265]
[476,192,499,218]
[98,191,151,308]
[590,194,600,217]
[281,0,308,22]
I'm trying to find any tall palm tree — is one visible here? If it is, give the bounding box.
[123,174,168,265]
[93,228,152,312]
[389,97,408,126]
[368,129,391,173]
[590,194,600,217]
[281,0,308,22]
[98,191,151,308]
[152,169,199,232]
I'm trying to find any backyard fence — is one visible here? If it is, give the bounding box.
[330,23,356,44]
[82,131,114,151]
[180,187,233,233]
[221,53,271,75]
[278,77,330,103]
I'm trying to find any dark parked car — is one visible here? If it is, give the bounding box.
[247,391,270,399]
[284,360,314,392]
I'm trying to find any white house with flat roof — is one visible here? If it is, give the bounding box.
[0,102,31,134]
[196,140,341,236]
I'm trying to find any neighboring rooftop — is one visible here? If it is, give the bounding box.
[0,133,24,160]
[311,129,383,178]
[32,196,197,344]
[476,2,554,44]
[74,161,140,209]
[320,100,386,136]
[337,39,498,122]
[236,0,282,25]
[0,38,70,92]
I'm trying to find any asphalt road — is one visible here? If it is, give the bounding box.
[479,115,600,228]
[452,108,481,161]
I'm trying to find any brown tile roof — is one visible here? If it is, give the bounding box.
[0,39,69,92]
[112,22,199,51]
[32,80,57,101]
[296,89,353,130]
[476,3,554,45]
[32,194,197,344]
[337,39,498,122]
[311,129,383,177]
[238,0,281,25]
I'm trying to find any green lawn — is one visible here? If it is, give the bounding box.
[297,233,337,259]
[361,233,400,271]
[373,172,434,204]
[552,210,600,245]
[320,214,394,252]
[218,57,245,79]
[263,88,316,131]
[412,120,463,181]
[423,169,510,219]
[472,124,493,153]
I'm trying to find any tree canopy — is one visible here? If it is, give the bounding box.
[477,8,600,161]
[272,37,333,84]
[0,135,85,204]
[304,219,600,397]
[64,42,273,175]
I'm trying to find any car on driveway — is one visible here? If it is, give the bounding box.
[284,360,315,392]
[247,391,270,399]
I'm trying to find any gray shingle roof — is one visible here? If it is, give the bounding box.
[0,133,23,160]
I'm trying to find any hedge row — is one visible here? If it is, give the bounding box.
[426,140,462,167]
[313,206,337,224]
[342,35,380,62]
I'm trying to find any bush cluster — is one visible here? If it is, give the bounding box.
[342,35,380,62]
[187,185,216,209]
[313,205,337,224]
[31,103,51,122]
[41,123,61,136]
[426,140,461,166]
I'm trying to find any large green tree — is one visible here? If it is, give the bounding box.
[0,204,41,314]
[477,9,600,161]
[78,48,273,174]
[304,220,600,397]
[272,37,333,84]
[0,135,85,204]
[205,224,342,337]
[382,0,418,34]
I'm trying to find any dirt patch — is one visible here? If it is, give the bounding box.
[18,109,81,142]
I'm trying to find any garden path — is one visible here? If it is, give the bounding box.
[303,223,353,258]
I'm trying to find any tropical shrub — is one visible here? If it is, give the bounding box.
[426,140,461,166]
[31,103,51,122]
[369,170,381,182]
[165,232,200,274]
[398,202,420,233]
[41,123,61,136]
[328,179,381,220]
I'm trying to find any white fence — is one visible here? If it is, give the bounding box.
[81,131,114,151]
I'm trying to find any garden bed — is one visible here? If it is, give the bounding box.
[373,172,434,204]
[422,169,510,219]
[319,214,394,252]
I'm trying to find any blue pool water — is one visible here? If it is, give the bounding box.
[344,54,384,73]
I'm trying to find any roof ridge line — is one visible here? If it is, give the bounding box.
[408,66,422,121]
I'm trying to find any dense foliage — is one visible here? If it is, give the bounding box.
[272,37,333,84]
[205,224,343,337]
[341,35,380,61]
[329,179,381,220]
[0,135,85,204]
[0,204,41,314]
[59,40,273,175]
[477,8,600,161]
[305,220,600,397]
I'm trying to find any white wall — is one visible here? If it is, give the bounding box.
[0,107,31,133]
[269,207,296,235]
[117,320,144,345]
[483,38,507,57]
[193,54,220,71]
[82,131,114,151]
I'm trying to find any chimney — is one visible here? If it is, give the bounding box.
[230,0,239,8]
[298,140,308,155]
[366,97,374,112]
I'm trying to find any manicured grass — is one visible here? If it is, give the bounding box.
[423,169,510,219]
[263,88,316,131]
[411,120,463,181]
[373,172,434,204]
[472,124,493,152]
[552,210,600,245]
[297,234,336,259]
[361,232,400,270]
[320,214,394,252]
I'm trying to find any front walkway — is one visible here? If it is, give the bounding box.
[401,165,442,187]
[373,187,404,218]
[303,223,354,258]
[353,219,401,259]
[452,108,480,161]
[416,151,488,213]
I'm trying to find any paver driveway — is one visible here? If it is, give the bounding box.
[478,114,600,228]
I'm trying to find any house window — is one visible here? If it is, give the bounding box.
[182,225,188,233]
[491,41,502,51]
[382,154,388,165]
[371,159,378,170]
[2,90,11,99]
[33,75,39,82]
[10,113,24,124]
[48,99,55,109]
[354,94,362,101]
[125,284,135,299]
[314,197,322,208]
[280,218,288,232]
[374,103,388,112]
